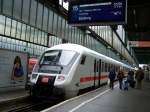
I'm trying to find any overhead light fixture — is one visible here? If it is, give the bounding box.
[85,30,91,34]
[107,46,111,49]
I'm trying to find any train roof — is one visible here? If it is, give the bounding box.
[47,43,89,53]
[46,43,132,68]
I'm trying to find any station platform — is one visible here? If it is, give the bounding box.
[0,87,29,103]
[42,81,150,112]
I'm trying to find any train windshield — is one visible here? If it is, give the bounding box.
[33,50,78,74]
[40,50,76,66]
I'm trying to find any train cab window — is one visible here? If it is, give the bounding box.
[40,50,77,66]
[80,55,86,65]
[37,50,78,74]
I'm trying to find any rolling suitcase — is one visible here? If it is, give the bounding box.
[123,80,128,90]
[129,80,136,88]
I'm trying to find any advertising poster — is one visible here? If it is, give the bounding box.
[0,49,28,88]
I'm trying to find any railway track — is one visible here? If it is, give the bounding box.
[0,83,109,112]
[0,96,62,112]
[7,102,50,112]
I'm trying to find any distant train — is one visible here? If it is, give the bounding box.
[30,43,132,98]
[28,58,38,74]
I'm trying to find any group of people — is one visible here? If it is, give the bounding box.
[108,67,144,90]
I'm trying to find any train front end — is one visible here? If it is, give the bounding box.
[30,49,78,98]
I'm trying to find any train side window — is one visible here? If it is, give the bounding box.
[94,59,96,72]
[113,65,115,71]
[115,66,118,71]
[101,62,104,72]
[112,65,114,70]
[110,64,113,70]
[108,64,110,72]
[97,61,99,72]
[117,66,120,71]
[105,63,107,72]
[80,55,86,65]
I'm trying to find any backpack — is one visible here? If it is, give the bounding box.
[136,70,144,81]
[117,71,123,79]
[109,71,116,80]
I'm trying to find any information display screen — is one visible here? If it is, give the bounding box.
[68,0,127,26]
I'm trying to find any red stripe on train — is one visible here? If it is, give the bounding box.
[80,75,108,83]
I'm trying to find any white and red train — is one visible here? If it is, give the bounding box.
[30,43,132,98]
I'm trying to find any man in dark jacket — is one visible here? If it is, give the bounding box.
[117,69,124,90]
[127,70,135,88]
[108,69,116,89]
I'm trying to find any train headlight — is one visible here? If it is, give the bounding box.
[31,74,38,79]
[57,76,65,81]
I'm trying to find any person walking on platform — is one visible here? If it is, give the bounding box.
[108,69,116,89]
[127,70,135,88]
[117,69,124,90]
[135,67,144,89]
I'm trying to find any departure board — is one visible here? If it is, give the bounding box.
[68,0,127,26]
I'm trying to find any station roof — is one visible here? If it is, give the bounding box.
[124,0,150,64]
[45,0,150,64]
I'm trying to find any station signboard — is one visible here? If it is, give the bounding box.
[129,41,150,47]
[68,0,127,26]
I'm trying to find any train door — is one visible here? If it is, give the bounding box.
[98,59,101,87]
[94,59,96,87]
[94,59,101,87]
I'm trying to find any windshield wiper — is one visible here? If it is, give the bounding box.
[53,63,63,70]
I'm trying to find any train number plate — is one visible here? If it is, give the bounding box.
[41,77,49,83]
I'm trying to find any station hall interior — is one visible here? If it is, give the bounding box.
[0,0,150,112]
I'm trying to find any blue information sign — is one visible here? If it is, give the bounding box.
[68,0,127,26]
